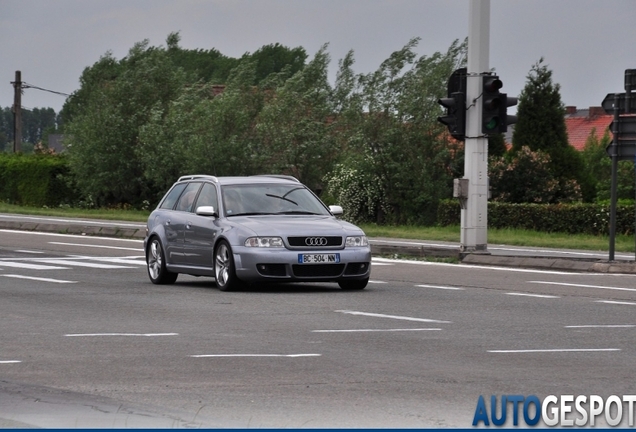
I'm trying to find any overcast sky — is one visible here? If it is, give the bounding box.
[2,0,635,114]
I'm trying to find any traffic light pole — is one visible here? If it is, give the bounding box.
[461,0,490,254]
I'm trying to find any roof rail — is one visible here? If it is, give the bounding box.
[177,174,219,182]
[252,174,300,183]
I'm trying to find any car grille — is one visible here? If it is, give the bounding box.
[292,264,345,277]
[287,236,342,247]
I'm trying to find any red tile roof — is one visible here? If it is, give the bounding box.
[565,107,612,151]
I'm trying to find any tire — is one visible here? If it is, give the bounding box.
[338,277,369,290]
[146,237,178,285]
[214,240,242,291]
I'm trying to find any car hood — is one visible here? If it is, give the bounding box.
[228,215,364,237]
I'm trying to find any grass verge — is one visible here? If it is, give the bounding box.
[1,203,633,254]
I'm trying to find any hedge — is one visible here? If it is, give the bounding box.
[437,199,636,236]
[0,153,75,207]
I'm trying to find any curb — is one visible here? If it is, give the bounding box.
[0,220,146,239]
[2,219,636,274]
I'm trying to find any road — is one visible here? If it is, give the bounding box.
[1,228,636,428]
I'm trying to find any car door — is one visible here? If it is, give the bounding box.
[184,182,220,269]
[170,182,202,265]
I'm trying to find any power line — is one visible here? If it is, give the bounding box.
[21,82,70,97]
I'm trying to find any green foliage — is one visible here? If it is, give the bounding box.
[65,40,190,207]
[437,199,636,236]
[323,38,468,225]
[489,146,581,203]
[0,153,74,206]
[510,58,586,202]
[256,45,338,189]
[581,127,635,202]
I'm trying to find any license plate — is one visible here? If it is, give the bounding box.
[298,253,340,264]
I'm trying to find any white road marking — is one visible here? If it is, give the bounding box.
[528,280,636,293]
[416,284,464,291]
[506,292,560,299]
[15,250,43,254]
[0,229,143,242]
[566,325,636,328]
[190,354,321,358]
[335,310,452,324]
[0,360,21,364]
[488,348,620,353]
[64,333,178,337]
[596,300,636,306]
[368,280,387,284]
[33,259,133,269]
[1,274,77,283]
[372,257,597,276]
[370,261,393,266]
[0,261,68,270]
[312,328,442,333]
[49,242,142,251]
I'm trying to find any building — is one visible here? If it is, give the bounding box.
[564,106,612,151]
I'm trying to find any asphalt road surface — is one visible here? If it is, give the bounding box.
[1,229,636,428]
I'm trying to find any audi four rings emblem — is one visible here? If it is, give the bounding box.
[305,237,328,246]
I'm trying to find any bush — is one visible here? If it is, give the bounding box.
[0,153,75,207]
[437,199,635,236]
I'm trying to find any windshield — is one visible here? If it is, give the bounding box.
[221,184,331,217]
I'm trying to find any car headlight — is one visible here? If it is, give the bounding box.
[345,236,368,247]
[244,237,284,248]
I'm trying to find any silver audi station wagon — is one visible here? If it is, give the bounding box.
[144,175,371,291]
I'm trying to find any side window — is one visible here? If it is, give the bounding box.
[159,183,187,210]
[194,183,218,211]
[175,182,202,213]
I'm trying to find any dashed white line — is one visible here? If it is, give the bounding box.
[595,300,636,306]
[566,325,636,328]
[312,328,442,333]
[506,292,560,299]
[0,261,67,270]
[335,310,452,324]
[191,354,321,358]
[15,250,43,254]
[488,348,620,353]
[49,242,142,251]
[0,360,21,364]
[0,274,77,284]
[416,284,464,291]
[64,333,179,337]
[528,280,636,293]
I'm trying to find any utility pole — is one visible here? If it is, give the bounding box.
[12,70,22,153]
[461,0,490,253]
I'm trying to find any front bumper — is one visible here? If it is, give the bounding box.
[232,245,372,283]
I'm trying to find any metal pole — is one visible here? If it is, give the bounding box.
[12,71,22,153]
[609,99,619,261]
[461,0,490,254]
[626,72,635,260]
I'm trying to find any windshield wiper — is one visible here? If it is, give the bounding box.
[227,212,278,217]
[266,193,298,206]
[276,211,322,215]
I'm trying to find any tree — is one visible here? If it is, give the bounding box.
[256,45,338,189]
[510,58,584,202]
[65,40,190,206]
[581,127,635,202]
[325,38,468,224]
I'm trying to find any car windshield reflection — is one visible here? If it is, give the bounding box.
[222,184,329,217]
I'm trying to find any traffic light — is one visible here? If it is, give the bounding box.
[481,75,518,134]
[437,92,466,141]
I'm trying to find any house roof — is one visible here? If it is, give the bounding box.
[564,106,612,151]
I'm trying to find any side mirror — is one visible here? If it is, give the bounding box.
[195,206,218,217]
[329,205,344,216]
